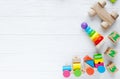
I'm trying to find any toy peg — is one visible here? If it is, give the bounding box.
[93,53,106,73]
[63,65,72,78]
[72,57,82,77]
[81,22,104,48]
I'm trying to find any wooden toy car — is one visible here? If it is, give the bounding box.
[107,62,118,74]
[104,47,117,58]
[88,1,119,29]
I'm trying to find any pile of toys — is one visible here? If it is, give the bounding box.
[62,0,119,78]
[63,54,119,78]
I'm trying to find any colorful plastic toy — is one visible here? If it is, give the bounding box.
[88,1,119,29]
[81,22,104,48]
[107,62,118,74]
[108,31,120,44]
[94,53,105,73]
[72,57,82,77]
[83,55,95,75]
[110,0,117,3]
[63,65,72,78]
[104,47,117,58]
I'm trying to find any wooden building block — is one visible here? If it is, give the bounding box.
[90,32,99,40]
[63,65,72,78]
[86,60,94,68]
[94,58,103,64]
[107,62,118,74]
[94,53,102,59]
[93,53,105,72]
[72,57,81,70]
[83,55,93,62]
[104,47,117,58]
[72,56,81,63]
[97,66,106,73]
[72,57,82,77]
[84,63,95,75]
[73,69,82,77]
[88,1,119,29]
[108,31,120,44]
[83,55,94,68]
[63,65,72,71]
[73,63,81,70]
[95,63,104,68]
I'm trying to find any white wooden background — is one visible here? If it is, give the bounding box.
[0,0,120,79]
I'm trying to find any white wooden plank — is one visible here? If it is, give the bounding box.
[0,17,83,34]
[0,0,92,17]
[0,0,119,17]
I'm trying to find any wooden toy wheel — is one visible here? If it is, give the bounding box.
[111,12,119,20]
[98,1,106,8]
[101,22,109,29]
[88,9,96,16]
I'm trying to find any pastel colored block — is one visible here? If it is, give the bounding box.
[63,65,72,71]
[108,31,120,44]
[107,62,118,74]
[97,66,105,73]
[89,30,96,37]
[73,63,81,70]
[90,32,99,41]
[83,55,93,62]
[94,53,102,59]
[95,63,104,68]
[94,36,104,45]
[104,47,117,58]
[94,58,103,64]
[63,70,71,78]
[86,60,94,67]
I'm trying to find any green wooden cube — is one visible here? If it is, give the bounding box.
[107,62,118,74]
[108,31,120,44]
[104,47,117,58]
